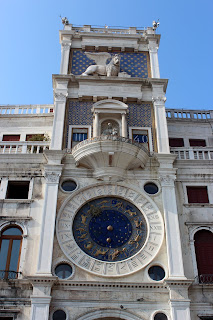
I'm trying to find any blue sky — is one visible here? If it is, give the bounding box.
[0,0,212,110]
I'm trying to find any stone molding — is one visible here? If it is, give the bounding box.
[44,171,61,184]
[61,42,71,51]
[54,92,68,102]
[159,174,176,187]
[152,96,167,104]
[77,308,144,320]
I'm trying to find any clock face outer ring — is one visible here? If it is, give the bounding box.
[56,183,164,277]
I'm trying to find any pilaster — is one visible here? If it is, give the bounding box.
[148,40,160,78]
[60,39,72,74]
[50,80,69,150]
[36,151,64,275]
[166,280,193,320]
[29,276,57,320]
[152,89,170,153]
[157,154,186,279]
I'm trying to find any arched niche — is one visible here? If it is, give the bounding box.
[91,99,129,137]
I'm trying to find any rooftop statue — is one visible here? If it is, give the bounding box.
[81,52,120,77]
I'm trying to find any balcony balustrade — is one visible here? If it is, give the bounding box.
[166,108,212,120]
[170,147,213,160]
[71,135,151,180]
[0,104,54,115]
[0,141,50,154]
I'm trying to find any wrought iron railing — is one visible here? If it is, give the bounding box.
[71,135,150,156]
[198,274,213,284]
[0,270,22,280]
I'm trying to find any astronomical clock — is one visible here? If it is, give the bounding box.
[56,184,164,277]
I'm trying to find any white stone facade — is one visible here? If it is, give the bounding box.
[0,24,212,320]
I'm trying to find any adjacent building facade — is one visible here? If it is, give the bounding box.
[0,23,212,320]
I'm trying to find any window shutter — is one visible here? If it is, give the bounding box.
[187,186,209,203]
[194,230,213,276]
[169,138,184,147]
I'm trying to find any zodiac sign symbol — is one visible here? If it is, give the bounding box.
[76,227,86,234]
[78,233,88,239]
[110,248,127,261]
[81,214,87,225]
[94,248,109,257]
[125,209,137,217]
[128,232,141,248]
[134,220,143,228]
[114,201,123,209]
[84,242,93,250]
[88,205,101,217]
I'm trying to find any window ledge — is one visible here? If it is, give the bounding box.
[0,216,32,221]
[0,199,34,204]
[184,203,213,208]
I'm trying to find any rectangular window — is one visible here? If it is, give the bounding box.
[129,127,153,152]
[6,181,30,199]
[0,317,14,320]
[169,138,184,147]
[187,186,209,203]
[189,139,206,147]
[71,128,88,147]
[199,317,213,320]
[2,135,20,141]
[26,134,44,141]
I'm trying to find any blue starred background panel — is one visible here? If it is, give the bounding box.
[71,50,149,78]
[66,101,154,147]
[127,103,153,128]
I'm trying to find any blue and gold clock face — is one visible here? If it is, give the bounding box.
[73,197,147,262]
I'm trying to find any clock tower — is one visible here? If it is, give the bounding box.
[30,22,192,320]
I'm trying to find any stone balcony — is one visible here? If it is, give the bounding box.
[71,135,151,181]
[0,104,54,115]
[0,141,50,154]
[170,147,213,160]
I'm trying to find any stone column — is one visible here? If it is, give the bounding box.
[152,95,170,153]
[93,112,99,137]
[30,277,57,320]
[50,86,68,150]
[166,280,192,320]
[60,42,71,74]
[158,156,185,279]
[36,165,63,275]
[121,113,127,137]
[148,40,160,78]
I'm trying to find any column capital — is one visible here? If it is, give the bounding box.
[54,91,68,102]
[152,96,167,104]
[44,171,61,184]
[61,42,71,51]
[159,174,176,187]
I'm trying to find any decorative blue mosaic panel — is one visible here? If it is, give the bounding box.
[71,50,149,78]
[66,101,153,147]
[127,103,153,128]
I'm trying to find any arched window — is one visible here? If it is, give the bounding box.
[194,230,213,283]
[0,226,23,279]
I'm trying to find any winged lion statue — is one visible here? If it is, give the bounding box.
[81,52,120,77]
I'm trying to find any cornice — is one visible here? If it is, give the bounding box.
[54,281,167,291]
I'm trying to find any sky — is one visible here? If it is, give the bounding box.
[0,0,213,110]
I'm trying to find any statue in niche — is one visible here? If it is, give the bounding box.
[81,52,120,77]
[102,122,119,136]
